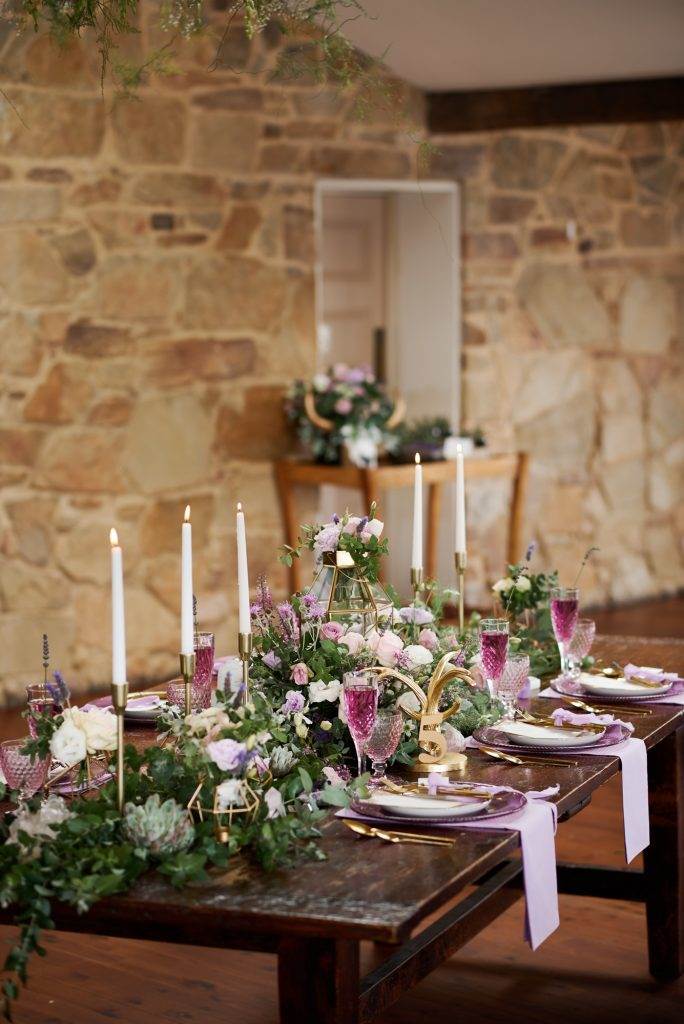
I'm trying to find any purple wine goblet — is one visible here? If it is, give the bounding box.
[550,587,580,677]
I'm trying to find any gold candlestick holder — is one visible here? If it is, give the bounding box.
[179,652,196,717]
[238,632,253,706]
[455,551,467,632]
[110,681,128,814]
[410,567,425,606]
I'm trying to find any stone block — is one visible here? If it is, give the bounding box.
[619,276,676,354]
[132,172,226,207]
[51,228,97,276]
[0,612,74,677]
[0,185,61,223]
[184,255,288,332]
[0,229,70,304]
[620,208,668,247]
[515,392,595,476]
[259,143,309,173]
[429,144,485,179]
[0,312,42,377]
[598,360,642,413]
[192,88,263,111]
[87,395,134,426]
[600,458,646,513]
[5,498,55,566]
[0,89,104,158]
[216,204,262,251]
[64,320,134,358]
[310,146,411,178]
[0,427,44,466]
[600,413,645,463]
[648,375,684,450]
[491,136,565,189]
[283,205,314,262]
[464,232,519,260]
[517,264,611,349]
[191,113,259,171]
[112,96,187,164]
[98,255,177,321]
[38,431,126,491]
[509,350,593,425]
[0,559,65,612]
[215,386,290,461]
[124,393,213,493]
[23,363,92,425]
[140,495,214,557]
[143,337,255,387]
[619,123,666,152]
[488,195,536,224]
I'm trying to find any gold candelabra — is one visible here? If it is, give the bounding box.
[179,652,196,717]
[238,632,253,706]
[110,681,128,814]
[455,551,467,632]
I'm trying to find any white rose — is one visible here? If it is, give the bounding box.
[360,518,384,542]
[216,779,247,809]
[442,722,466,753]
[50,720,87,767]
[492,577,514,594]
[313,373,330,392]
[338,631,366,655]
[75,707,117,754]
[397,690,421,715]
[515,575,532,592]
[404,644,434,670]
[309,679,341,703]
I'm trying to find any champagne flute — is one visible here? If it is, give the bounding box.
[550,587,580,677]
[342,671,378,779]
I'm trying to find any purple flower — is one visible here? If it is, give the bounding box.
[320,621,344,642]
[398,606,434,625]
[282,690,305,714]
[47,671,69,707]
[256,575,273,613]
[277,602,300,643]
[207,739,249,772]
[250,601,263,618]
[313,524,341,560]
[301,593,325,620]
[345,367,367,384]
[395,649,412,670]
[262,650,282,670]
[525,541,536,563]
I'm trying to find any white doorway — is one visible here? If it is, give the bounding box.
[314,179,461,593]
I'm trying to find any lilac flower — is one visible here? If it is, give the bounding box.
[206,739,249,773]
[398,606,434,625]
[256,575,273,613]
[345,367,368,384]
[301,593,325,620]
[313,523,341,560]
[395,649,413,670]
[250,601,263,618]
[262,650,282,670]
[277,602,300,643]
[282,690,305,714]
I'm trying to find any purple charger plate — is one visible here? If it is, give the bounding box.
[550,675,683,704]
[473,722,631,755]
[349,787,526,827]
[48,767,113,796]
[83,694,162,724]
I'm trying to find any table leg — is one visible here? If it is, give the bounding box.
[274,462,301,593]
[644,725,684,980]
[426,482,443,581]
[278,937,360,1023]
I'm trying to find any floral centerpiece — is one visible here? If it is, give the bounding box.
[285,364,400,465]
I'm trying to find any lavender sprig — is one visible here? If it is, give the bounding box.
[574,546,599,587]
[46,670,70,708]
[42,634,49,685]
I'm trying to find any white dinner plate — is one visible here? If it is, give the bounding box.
[366,791,491,819]
[493,720,604,748]
[124,696,163,719]
[578,672,672,697]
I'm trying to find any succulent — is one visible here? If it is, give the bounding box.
[269,745,298,777]
[123,794,195,857]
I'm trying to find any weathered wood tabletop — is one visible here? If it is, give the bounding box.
[2,635,683,1023]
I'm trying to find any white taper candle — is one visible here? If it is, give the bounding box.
[455,443,466,555]
[411,453,423,571]
[181,505,194,656]
[110,528,127,687]
[236,502,251,635]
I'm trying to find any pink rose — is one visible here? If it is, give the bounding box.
[335,398,352,415]
[369,629,404,668]
[418,628,438,652]
[338,631,366,655]
[321,621,344,642]
[290,662,309,686]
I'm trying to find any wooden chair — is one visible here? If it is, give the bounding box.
[274,453,529,593]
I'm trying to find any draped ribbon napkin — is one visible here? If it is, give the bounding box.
[549,709,649,863]
[423,773,560,950]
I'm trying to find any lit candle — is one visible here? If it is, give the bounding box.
[455,443,466,555]
[236,502,251,635]
[411,453,423,571]
[109,528,127,686]
[181,505,193,656]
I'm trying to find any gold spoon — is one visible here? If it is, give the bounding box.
[343,819,454,846]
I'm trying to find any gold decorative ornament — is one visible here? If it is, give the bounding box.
[376,652,475,774]
[410,566,425,605]
[187,775,265,844]
[110,681,128,813]
[307,550,394,635]
[303,387,405,433]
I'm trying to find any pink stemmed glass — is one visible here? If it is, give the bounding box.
[568,618,596,679]
[0,739,51,799]
[496,652,530,719]
[26,683,62,739]
[343,671,378,779]
[550,587,580,677]
[194,631,215,687]
[479,619,509,697]
[364,709,403,782]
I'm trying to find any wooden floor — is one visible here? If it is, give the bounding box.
[2,596,682,1023]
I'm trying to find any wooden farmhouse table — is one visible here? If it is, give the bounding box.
[2,635,682,1022]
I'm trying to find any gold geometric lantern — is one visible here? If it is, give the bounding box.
[187,776,261,844]
[307,550,394,635]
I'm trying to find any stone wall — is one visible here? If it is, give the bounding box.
[0,11,424,702]
[430,122,683,607]
[0,10,682,704]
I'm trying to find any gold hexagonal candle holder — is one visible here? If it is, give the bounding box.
[187,777,262,844]
[307,550,394,635]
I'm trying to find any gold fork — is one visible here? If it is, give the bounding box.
[343,819,454,846]
[476,744,578,768]
[563,697,652,717]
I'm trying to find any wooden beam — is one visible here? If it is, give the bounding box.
[428,76,684,134]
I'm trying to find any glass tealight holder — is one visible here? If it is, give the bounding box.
[0,739,51,799]
[167,676,212,712]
